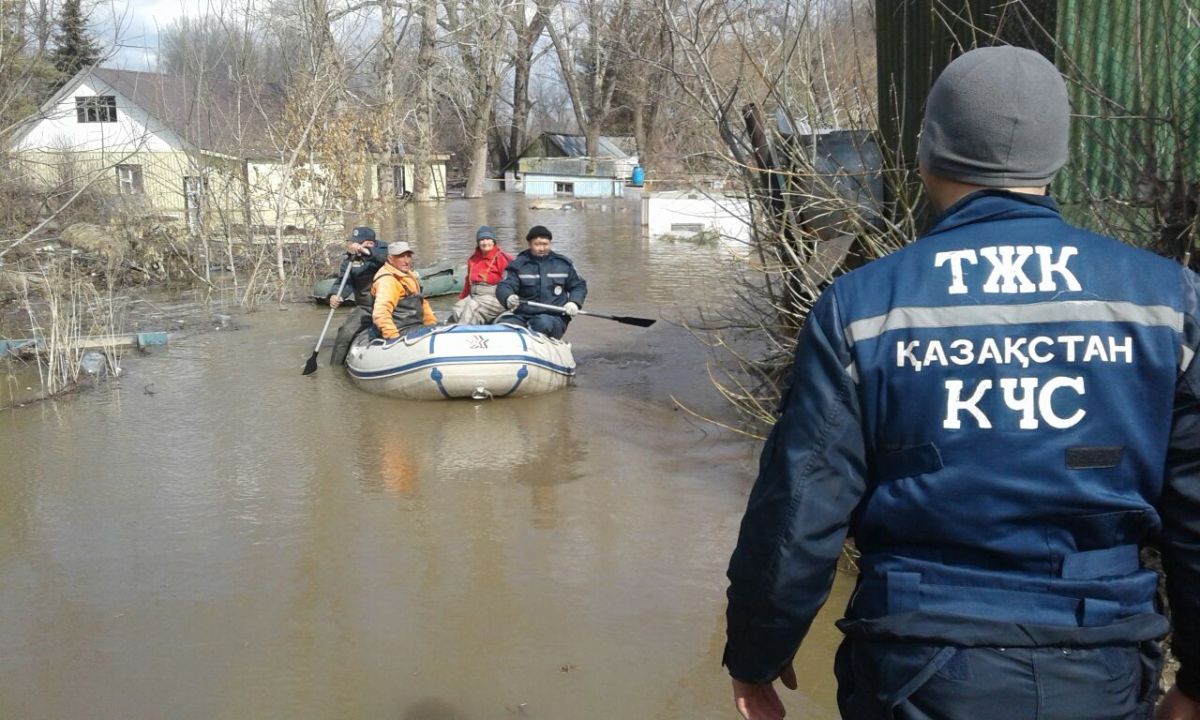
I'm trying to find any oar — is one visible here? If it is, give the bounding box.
[523,300,656,327]
[302,256,354,375]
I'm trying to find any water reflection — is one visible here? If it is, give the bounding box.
[400,698,469,720]
[358,417,422,497]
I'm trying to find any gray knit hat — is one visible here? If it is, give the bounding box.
[918,46,1069,187]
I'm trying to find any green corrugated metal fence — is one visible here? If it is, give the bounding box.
[1055,0,1200,259]
[876,0,1198,260]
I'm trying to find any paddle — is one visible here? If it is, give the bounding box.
[522,300,656,327]
[302,256,355,375]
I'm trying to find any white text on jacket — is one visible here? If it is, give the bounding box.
[935,246,1080,294]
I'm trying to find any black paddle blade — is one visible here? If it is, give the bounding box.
[615,315,656,327]
[302,350,320,375]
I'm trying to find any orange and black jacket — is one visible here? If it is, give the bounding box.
[371,264,436,339]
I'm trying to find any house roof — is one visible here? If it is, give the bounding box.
[539,133,632,158]
[89,67,284,154]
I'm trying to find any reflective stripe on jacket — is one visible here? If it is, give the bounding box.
[724,190,1200,686]
[371,264,436,339]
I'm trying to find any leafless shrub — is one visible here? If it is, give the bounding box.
[15,257,124,398]
[658,0,889,437]
[669,0,1197,439]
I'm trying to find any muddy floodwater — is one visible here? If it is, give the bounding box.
[0,195,852,719]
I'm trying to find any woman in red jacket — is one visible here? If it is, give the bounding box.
[449,225,513,324]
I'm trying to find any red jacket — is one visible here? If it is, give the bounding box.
[458,246,513,298]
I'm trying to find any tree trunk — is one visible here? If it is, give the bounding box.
[490,110,510,170]
[509,48,532,162]
[463,97,491,198]
[379,0,396,199]
[585,125,600,158]
[507,1,547,165]
[632,103,645,167]
[412,0,438,202]
[464,140,489,198]
[509,27,535,160]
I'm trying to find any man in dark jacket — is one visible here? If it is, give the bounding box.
[495,225,587,340]
[329,226,387,366]
[724,46,1200,720]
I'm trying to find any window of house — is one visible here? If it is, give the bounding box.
[116,164,144,194]
[76,96,117,123]
[554,181,574,195]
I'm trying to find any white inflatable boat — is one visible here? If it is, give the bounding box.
[345,323,576,400]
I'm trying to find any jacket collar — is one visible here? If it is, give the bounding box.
[471,246,502,261]
[923,190,1062,238]
[377,262,417,281]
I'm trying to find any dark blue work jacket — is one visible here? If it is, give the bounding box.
[335,244,388,306]
[496,249,588,317]
[724,191,1200,693]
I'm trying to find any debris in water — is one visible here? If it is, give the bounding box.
[80,352,105,375]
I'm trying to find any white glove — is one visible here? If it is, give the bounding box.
[505,294,521,310]
[563,302,580,317]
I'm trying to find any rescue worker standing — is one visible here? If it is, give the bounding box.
[329,226,387,366]
[371,241,436,340]
[724,46,1200,720]
[495,225,587,340]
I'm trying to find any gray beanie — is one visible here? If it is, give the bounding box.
[918,46,1069,187]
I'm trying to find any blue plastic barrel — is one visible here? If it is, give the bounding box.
[630,165,645,187]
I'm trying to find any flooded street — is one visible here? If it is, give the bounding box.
[0,195,850,719]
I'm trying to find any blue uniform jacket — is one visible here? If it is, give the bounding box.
[335,243,389,306]
[724,191,1200,695]
[495,249,588,317]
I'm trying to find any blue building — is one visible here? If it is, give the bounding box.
[506,133,638,199]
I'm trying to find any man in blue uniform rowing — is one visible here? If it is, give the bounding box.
[496,225,588,340]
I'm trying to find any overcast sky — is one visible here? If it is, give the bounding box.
[98,0,207,71]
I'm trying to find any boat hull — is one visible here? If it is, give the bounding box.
[346,324,575,400]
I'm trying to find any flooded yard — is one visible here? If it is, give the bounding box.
[0,194,851,719]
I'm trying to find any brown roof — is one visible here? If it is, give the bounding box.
[92,68,284,155]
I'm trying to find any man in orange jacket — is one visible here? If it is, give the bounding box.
[371,241,436,339]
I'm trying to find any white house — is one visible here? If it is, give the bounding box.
[8,68,259,229]
[7,68,448,232]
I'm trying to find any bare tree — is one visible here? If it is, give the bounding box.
[651,0,887,431]
[607,0,672,169]
[409,0,438,201]
[0,0,57,138]
[440,0,508,197]
[543,0,632,156]
[501,0,552,166]
[377,0,400,197]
